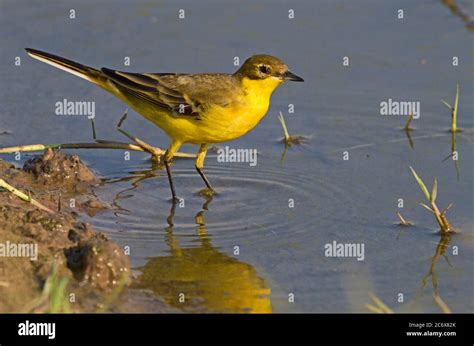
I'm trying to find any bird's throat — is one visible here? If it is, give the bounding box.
[240,76,283,99]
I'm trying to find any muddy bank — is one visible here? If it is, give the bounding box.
[0,149,171,312]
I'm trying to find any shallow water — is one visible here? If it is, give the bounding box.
[1,0,473,312]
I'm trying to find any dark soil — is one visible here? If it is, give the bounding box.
[0,149,172,312]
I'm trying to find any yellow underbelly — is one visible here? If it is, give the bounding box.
[143,104,267,144]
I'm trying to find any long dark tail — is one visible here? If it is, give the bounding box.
[25,48,105,85]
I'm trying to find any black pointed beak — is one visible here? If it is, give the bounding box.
[283,70,304,82]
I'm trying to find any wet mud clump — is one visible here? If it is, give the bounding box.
[0,150,130,312]
[23,148,99,192]
[66,223,130,290]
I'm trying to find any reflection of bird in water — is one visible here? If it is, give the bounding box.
[136,197,272,313]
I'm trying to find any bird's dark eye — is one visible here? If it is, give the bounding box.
[259,65,270,74]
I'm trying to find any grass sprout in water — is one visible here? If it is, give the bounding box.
[441,84,460,133]
[396,212,412,227]
[278,112,308,146]
[409,167,454,233]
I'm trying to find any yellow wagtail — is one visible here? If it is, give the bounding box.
[25,48,304,200]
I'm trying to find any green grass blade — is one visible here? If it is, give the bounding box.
[49,277,68,313]
[420,203,434,213]
[440,99,452,110]
[278,112,290,141]
[431,178,438,203]
[452,84,459,132]
[454,85,459,112]
[409,166,431,201]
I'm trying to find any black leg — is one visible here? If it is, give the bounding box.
[195,144,213,191]
[166,198,177,226]
[162,141,182,202]
[165,159,178,202]
[196,166,213,191]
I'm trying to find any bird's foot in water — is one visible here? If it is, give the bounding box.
[168,196,182,204]
[196,188,215,199]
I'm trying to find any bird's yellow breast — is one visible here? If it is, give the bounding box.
[241,76,283,113]
[192,77,283,143]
